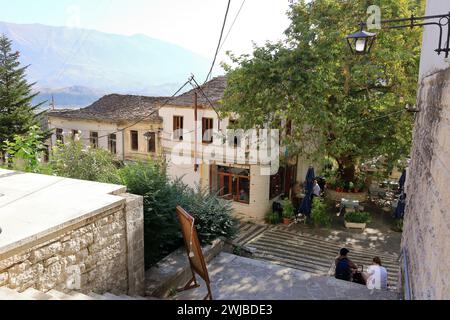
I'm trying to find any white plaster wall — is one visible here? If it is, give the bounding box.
[47,117,124,160]
[418,0,450,79]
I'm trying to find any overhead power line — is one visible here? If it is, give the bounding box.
[204,0,232,84]
[218,0,247,53]
[78,77,193,141]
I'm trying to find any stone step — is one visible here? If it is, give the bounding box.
[252,234,400,271]
[246,228,399,285]
[88,292,108,300]
[265,227,399,260]
[0,287,33,300]
[67,292,94,300]
[23,288,52,300]
[102,293,126,300]
[47,289,73,300]
[234,223,268,246]
[251,243,398,284]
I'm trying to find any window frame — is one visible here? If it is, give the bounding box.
[202,117,214,144]
[147,132,156,153]
[90,131,99,149]
[130,130,139,151]
[108,133,117,155]
[217,167,250,204]
[56,128,64,144]
[173,116,184,141]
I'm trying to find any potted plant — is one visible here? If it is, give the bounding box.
[282,198,295,225]
[344,211,371,230]
[266,211,281,225]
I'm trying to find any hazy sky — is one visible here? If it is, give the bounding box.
[0,0,292,69]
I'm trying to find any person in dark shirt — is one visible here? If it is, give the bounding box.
[335,248,358,282]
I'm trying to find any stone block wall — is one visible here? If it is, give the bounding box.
[401,67,450,300]
[0,193,145,296]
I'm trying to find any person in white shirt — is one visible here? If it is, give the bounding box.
[313,180,322,197]
[363,257,388,290]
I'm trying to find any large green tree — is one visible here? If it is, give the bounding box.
[0,34,43,156]
[222,0,423,184]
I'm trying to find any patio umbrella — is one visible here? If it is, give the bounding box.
[399,169,407,192]
[298,166,315,217]
[395,193,406,219]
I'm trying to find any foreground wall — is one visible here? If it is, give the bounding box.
[0,191,145,296]
[401,0,450,300]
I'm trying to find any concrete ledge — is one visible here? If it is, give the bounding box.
[145,239,224,298]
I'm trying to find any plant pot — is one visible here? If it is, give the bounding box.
[345,221,367,230]
[283,218,293,225]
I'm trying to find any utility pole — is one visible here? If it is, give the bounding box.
[194,91,199,172]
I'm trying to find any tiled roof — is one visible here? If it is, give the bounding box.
[47,76,228,122]
[48,94,167,123]
[169,76,227,108]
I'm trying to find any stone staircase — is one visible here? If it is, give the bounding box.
[0,287,152,300]
[232,223,269,247]
[241,225,400,287]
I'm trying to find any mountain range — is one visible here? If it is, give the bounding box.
[0,21,211,108]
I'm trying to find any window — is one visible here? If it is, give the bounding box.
[228,120,240,148]
[90,132,99,149]
[202,118,214,143]
[56,128,64,144]
[270,167,286,199]
[108,134,117,155]
[217,166,250,204]
[130,130,139,151]
[147,132,156,153]
[173,116,184,141]
[71,130,80,141]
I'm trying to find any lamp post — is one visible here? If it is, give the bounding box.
[347,12,450,57]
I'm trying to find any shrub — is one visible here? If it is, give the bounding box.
[345,211,372,224]
[118,160,237,268]
[2,125,50,173]
[311,199,332,228]
[118,160,182,268]
[282,198,295,219]
[177,182,238,245]
[50,141,120,183]
[266,211,281,225]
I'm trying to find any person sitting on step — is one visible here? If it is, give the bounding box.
[335,248,359,282]
[362,257,389,291]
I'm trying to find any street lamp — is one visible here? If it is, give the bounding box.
[347,13,450,58]
[346,22,377,54]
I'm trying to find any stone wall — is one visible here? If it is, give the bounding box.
[401,67,450,300]
[0,193,145,296]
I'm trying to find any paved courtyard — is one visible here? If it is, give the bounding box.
[175,253,399,300]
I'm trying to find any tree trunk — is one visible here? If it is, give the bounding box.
[337,156,356,187]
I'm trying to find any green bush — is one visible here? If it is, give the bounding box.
[282,198,295,219]
[345,211,372,224]
[50,141,121,183]
[311,199,332,228]
[118,161,237,268]
[177,182,238,245]
[266,211,281,225]
[2,125,50,173]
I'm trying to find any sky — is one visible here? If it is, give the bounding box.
[0,0,292,70]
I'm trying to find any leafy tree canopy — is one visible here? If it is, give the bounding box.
[221,0,423,183]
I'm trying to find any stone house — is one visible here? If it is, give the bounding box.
[158,76,313,222]
[47,77,315,223]
[47,95,166,162]
[400,0,450,300]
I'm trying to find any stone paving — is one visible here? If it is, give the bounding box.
[175,253,399,300]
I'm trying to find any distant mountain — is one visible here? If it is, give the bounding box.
[0,21,211,107]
